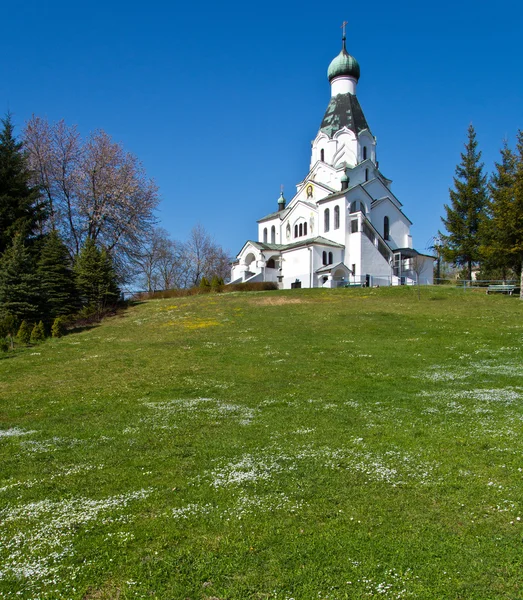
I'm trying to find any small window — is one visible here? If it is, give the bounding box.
[324,208,330,232]
[352,263,356,275]
[334,206,340,229]
[266,258,276,268]
[271,225,276,243]
[294,224,298,238]
[320,148,325,162]
[351,219,358,233]
[384,216,390,241]
[360,202,366,214]
[304,222,307,236]
[299,223,303,237]
[263,228,267,243]
[328,252,333,264]
[365,168,369,182]
[363,146,367,161]
[350,201,357,214]
[322,251,327,265]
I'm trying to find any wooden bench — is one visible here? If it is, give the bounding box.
[486,284,518,295]
[344,282,362,288]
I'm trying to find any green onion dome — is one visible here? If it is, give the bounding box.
[327,41,360,82]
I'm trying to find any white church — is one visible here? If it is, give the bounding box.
[231,31,434,289]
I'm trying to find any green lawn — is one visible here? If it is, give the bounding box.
[1,286,522,599]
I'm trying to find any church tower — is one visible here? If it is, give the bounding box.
[310,27,377,192]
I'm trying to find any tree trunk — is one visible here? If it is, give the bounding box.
[520,259,523,300]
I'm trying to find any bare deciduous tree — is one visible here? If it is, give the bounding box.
[24,116,159,275]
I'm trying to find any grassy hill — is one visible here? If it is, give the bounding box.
[1,286,522,599]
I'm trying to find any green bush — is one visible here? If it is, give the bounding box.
[51,316,67,338]
[137,281,278,301]
[0,338,8,352]
[199,277,210,289]
[30,321,46,343]
[17,320,32,345]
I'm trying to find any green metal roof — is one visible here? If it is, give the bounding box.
[327,45,360,82]
[246,236,344,252]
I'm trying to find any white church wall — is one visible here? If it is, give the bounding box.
[359,234,393,286]
[281,247,314,289]
[370,201,411,250]
[332,129,357,168]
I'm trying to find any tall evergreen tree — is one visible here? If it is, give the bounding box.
[482,132,523,298]
[0,234,40,322]
[440,125,488,279]
[0,113,44,253]
[480,141,518,280]
[74,239,119,314]
[37,230,79,323]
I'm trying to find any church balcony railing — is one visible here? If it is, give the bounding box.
[361,217,393,263]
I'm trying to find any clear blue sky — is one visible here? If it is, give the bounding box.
[2,0,522,257]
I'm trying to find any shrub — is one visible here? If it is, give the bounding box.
[0,338,8,352]
[17,320,32,345]
[199,277,210,289]
[51,316,67,338]
[30,321,46,343]
[210,275,223,292]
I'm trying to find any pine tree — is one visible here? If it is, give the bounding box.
[17,320,31,344]
[37,230,78,324]
[441,125,488,280]
[74,239,119,315]
[0,234,40,322]
[0,113,44,253]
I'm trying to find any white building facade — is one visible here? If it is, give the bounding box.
[231,34,434,289]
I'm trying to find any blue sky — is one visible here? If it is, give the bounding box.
[2,0,522,257]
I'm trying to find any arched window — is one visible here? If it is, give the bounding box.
[271,225,276,243]
[324,208,330,232]
[365,168,369,182]
[328,252,333,264]
[320,148,325,162]
[322,251,327,265]
[334,206,340,229]
[360,202,366,214]
[294,224,298,238]
[266,258,276,268]
[263,228,267,243]
[299,223,303,237]
[384,216,390,241]
[304,222,308,236]
[363,146,367,161]
[350,201,357,214]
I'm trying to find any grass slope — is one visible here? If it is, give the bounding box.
[1,286,522,599]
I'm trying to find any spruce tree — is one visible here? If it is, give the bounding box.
[0,234,40,322]
[480,142,518,280]
[37,230,78,324]
[482,132,523,298]
[74,239,119,314]
[0,113,43,253]
[441,125,488,280]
